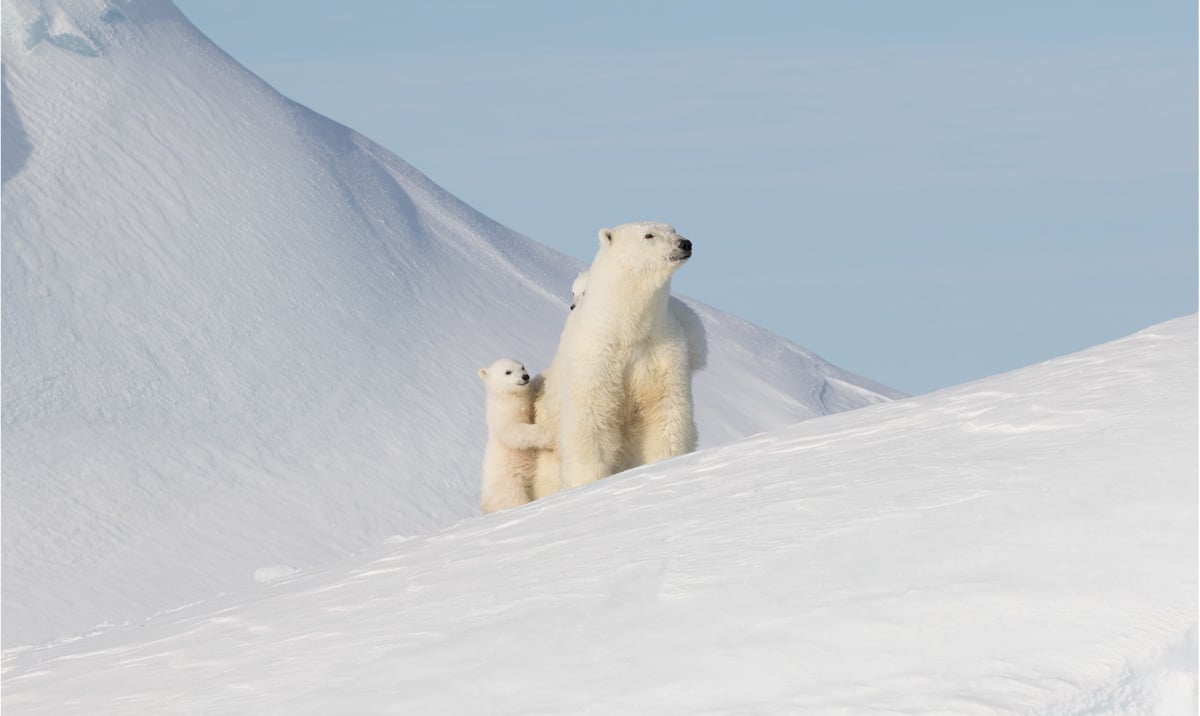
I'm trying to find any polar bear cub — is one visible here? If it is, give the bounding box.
[569,271,588,311]
[478,358,554,513]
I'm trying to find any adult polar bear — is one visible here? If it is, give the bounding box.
[535,221,700,490]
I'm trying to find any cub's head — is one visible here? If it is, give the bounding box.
[478,358,533,394]
[597,222,692,275]
[570,271,589,310]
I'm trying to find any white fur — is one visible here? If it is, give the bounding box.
[535,222,699,490]
[478,359,554,513]
[569,271,588,311]
[570,269,707,372]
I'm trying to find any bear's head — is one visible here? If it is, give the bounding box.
[569,271,589,310]
[596,222,692,275]
[478,358,533,394]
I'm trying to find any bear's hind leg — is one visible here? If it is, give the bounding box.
[480,466,533,513]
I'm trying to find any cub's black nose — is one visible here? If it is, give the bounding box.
[678,238,692,252]
[521,374,530,381]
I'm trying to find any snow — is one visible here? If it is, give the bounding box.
[1,0,898,650]
[251,565,299,584]
[4,316,1196,714]
[3,1,1195,712]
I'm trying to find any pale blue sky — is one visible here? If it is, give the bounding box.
[174,1,1197,394]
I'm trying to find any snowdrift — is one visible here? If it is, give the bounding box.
[1,0,899,648]
[4,317,1195,714]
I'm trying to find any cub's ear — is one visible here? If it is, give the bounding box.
[477,368,488,379]
[598,228,613,245]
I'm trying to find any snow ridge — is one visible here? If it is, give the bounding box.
[3,315,1194,714]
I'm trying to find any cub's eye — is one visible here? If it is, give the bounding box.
[505,370,512,375]
[644,233,654,239]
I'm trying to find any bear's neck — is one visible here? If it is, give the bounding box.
[587,256,673,322]
[590,265,676,333]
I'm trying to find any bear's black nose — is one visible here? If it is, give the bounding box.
[521,374,529,381]
[678,238,692,252]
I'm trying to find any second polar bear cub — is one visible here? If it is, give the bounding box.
[478,358,554,513]
[569,271,589,311]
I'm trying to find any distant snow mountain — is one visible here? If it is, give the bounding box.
[3,316,1194,715]
[0,0,900,648]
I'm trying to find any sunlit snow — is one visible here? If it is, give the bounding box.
[1,0,1195,713]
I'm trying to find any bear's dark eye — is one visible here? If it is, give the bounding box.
[505,370,512,375]
[644,233,654,239]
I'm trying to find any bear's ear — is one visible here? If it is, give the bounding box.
[598,228,613,245]
[477,368,488,379]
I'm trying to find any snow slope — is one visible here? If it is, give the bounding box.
[0,0,900,648]
[4,316,1195,715]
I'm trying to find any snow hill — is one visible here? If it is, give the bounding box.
[0,0,901,649]
[4,316,1195,714]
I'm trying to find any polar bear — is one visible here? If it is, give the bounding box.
[534,222,699,490]
[569,271,588,311]
[478,358,555,513]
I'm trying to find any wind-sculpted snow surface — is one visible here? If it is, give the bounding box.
[4,316,1195,714]
[0,0,899,648]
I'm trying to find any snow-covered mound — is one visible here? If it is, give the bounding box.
[0,0,900,648]
[4,316,1195,714]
